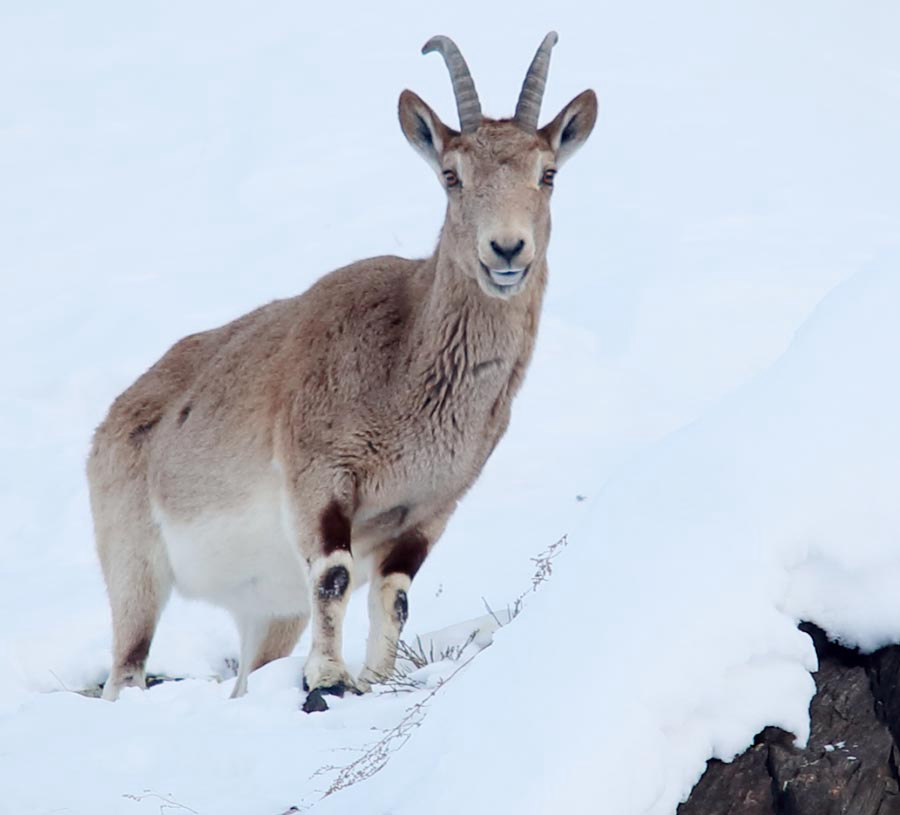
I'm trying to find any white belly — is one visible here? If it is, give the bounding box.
[153,482,311,619]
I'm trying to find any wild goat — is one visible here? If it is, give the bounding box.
[88,32,596,709]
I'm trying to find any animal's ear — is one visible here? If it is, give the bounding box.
[398,89,456,173]
[540,89,597,167]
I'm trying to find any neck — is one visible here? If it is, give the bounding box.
[406,233,548,383]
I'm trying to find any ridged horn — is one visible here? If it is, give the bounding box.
[422,35,483,133]
[514,31,559,132]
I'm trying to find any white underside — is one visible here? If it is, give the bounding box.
[153,482,313,620]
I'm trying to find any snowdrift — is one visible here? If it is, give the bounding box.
[322,264,900,814]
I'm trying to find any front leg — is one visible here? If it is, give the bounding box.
[303,500,358,703]
[359,514,449,689]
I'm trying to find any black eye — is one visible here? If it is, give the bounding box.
[443,169,460,188]
[541,168,557,187]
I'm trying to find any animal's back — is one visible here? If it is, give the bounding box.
[89,255,417,490]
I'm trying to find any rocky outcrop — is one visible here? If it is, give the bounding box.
[679,623,900,815]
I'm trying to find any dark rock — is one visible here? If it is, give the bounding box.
[679,623,900,815]
[870,645,900,746]
[677,740,775,814]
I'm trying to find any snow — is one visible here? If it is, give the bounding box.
[367,264,900,813]
[319,265,900,815]
[2,2,899,814]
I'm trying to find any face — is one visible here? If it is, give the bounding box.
[399,88,597,301]
[440,123,555,298]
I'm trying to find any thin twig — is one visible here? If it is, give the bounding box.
[310,533,571,800]
[122,791,198,814]
[318,649,482,799]
[481,596,504,627]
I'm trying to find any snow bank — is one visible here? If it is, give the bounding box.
[323,263,900,814]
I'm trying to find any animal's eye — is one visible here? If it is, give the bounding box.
[541,168,557,187]
[443,169,460,188]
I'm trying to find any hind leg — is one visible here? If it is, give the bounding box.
[231,614,307,698]
[98,523,173,701]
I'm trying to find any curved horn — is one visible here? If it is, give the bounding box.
[514,31,559,132]
[422,35,483,133]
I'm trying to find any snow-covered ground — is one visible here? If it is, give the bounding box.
[2,3,899,814]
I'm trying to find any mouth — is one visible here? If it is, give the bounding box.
[479,262,530,295]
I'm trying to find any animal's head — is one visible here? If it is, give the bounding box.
[399,33,597,299]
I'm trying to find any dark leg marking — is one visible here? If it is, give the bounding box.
[380,530,428,578]
[318,565,350,600]
[394,589,409,627]
[320,500,351,555]
[123,636,151,668]
[177,404,192,425]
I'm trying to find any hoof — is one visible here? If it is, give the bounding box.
[301,681,362,714]
[302,688,330,713]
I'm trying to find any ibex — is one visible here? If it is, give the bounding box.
[88,32,596,709]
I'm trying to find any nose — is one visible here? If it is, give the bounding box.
[490,239,525,266]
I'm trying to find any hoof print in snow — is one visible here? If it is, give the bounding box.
[680,622,900,815]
